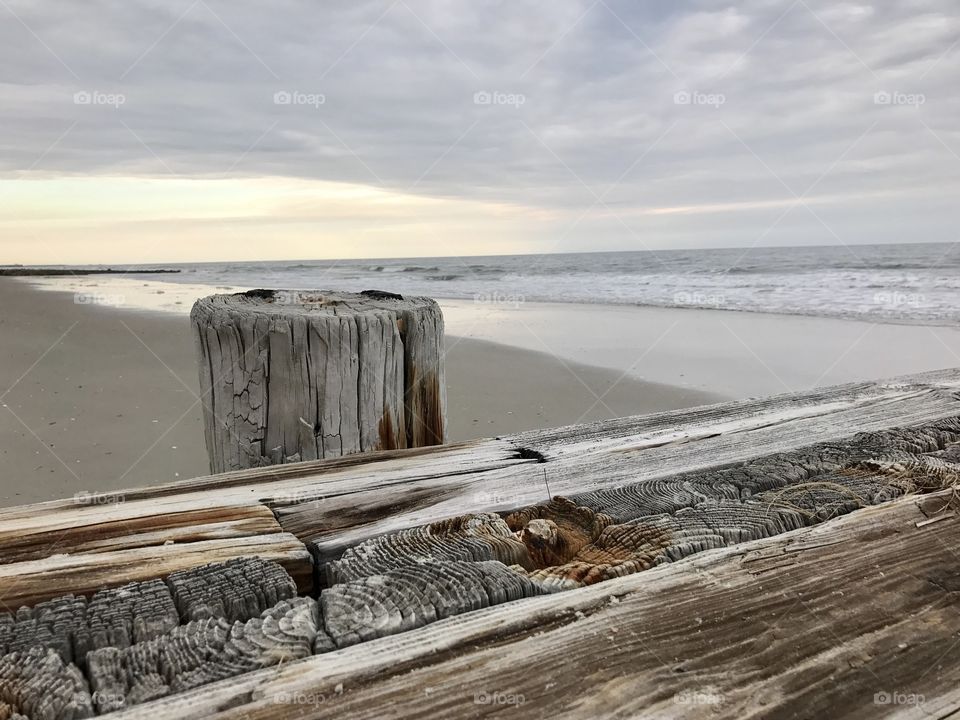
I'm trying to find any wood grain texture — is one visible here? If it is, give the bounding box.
[0,504,281,565]
[0,534,312,609]
[191,290,446,473]
[303,418,959,628]
[0,369,956,718]
[1,370,958,601]
[0,559,311,716]
[86,596,319,713]
[108,491,960,720]
[305,371,960,557]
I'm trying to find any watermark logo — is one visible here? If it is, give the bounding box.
[473,90,526,108]
[274,90,326,108]
[674,90,725,108]
[874,90,925,107]
[873,291,925,308]
[74,90,125,108]
[273,489,326,505]
[473,291,525,308]
[74,491,125,506]
[472,491,514,505]
[674,687,725,706]
[874,691,924,706]
[92,691,125,706]
[474,691,525,706]
[272,290,333,306]
[673,291,725,308]
[273,691,327,706]
[274,290,300,305]
[74,292,125,307]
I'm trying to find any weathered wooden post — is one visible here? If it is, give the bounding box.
[191,289,446,473]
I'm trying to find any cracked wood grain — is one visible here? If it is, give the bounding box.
[191,290,446,473]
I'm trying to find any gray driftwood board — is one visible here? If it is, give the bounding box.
[0,367,959,718]
[108,489,960,720]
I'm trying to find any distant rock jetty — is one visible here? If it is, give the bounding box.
[0,267,180,276]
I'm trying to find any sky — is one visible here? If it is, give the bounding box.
[1,0,958,264]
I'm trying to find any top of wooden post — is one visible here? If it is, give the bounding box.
[191,288,439,320]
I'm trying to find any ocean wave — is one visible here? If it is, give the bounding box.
[142,244,958,327]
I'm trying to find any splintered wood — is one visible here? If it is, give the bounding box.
[0,558,317,716]
[191,289,447,473]
[1,368,960,718]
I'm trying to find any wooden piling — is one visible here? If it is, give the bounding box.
[190,289,447,473]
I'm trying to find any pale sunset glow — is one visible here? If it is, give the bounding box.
[1,1,956,264]
[0,176,548,263]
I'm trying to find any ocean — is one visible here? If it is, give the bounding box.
[16,242,960,325]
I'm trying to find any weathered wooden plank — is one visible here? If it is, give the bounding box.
[511,366,960,457]
[0,371,954,612]
[3,363,958,717]
[0,504,280,565]
[0,373,952,717]
[304,378,960,555]
[0,440,528,604]
[108,491,960,720]
[1,371,957,588]
[0,534,312,609]
[0,438,519,524]
[0,559,313,716]
[309,418,958,614]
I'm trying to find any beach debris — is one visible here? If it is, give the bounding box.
[916,512,955,528]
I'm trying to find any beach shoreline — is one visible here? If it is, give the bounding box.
[0,278,724,506]
[4,276,960,506]
[18,272,960,395]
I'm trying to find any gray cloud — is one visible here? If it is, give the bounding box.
[1,0,958,251]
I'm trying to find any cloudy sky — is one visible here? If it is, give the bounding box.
[1,0,957,263]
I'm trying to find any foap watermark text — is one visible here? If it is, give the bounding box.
[474,690,525,706]
[75,292,125,307]
[674,687,725,706]
[874,90,925,107]
[74,491,125,506]
[474,90,525,107]
[674,90,725,108]
[874,690,924,706]
[74,90,125,108]
[274,90,326,108]
[673,291,725,308]
[473,291,525,308]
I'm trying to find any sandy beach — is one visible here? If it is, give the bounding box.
[0,279,724,506]
[5,275,960,506]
